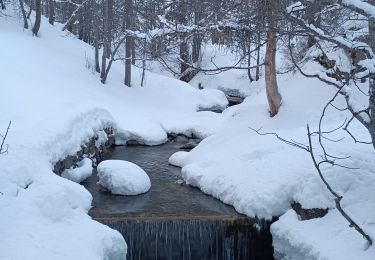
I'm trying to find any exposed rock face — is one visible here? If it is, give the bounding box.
[126,139,142,146]
[167,133,202,150]
[53,128,115,175]
[217,88,246,106]
[292,202,328,220]
[171,134,189,144]
[179,139,201,150]
[227,95,245,106]
[197,104,225,113]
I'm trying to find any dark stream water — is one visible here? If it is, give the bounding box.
[83,143,273,260]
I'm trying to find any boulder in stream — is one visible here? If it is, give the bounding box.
[97,160,151,195]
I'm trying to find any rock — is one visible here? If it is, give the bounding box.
[167,133,191,144]
[197,104,225,113]
[174,135,189,144]
[126,139,141,146]
[53,128,114,175]
[227,95,245,106]
[61,158,93,183]
[179,139,201,150]
[175,179,185,185]
[291,202,328,220]
[97,160,151,196]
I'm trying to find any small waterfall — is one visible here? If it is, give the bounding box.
[87,144,275,259]
[96,216,273,260]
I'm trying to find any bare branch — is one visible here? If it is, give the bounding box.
[0,121,11,155]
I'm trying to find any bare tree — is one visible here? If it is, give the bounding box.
[19,0,29,29]
[32,0,41,35]
[251,121,373,247]
[287,0,375,149]
[124,0,133,87]
[0,0,5,10]
[265,26,281,117]
[48,0,55,25]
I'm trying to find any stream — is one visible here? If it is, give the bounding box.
[83,143,274,260]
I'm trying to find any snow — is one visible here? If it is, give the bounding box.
[97,160,151,196]
[189,44,260,97]
[342,0,375,17]
[0,10,227,260]
[169,68,375,258]
[62,158,93,183]
[272,209,375,260]
[1,4,375,260]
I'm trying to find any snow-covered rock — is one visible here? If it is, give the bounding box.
[61,158,93,183]
[97,160,151,195]
[271,209,375,260]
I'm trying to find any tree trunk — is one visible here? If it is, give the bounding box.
[265,29,281,117]
[131,42,136,65]
[369,17,375,149]
[1,0,6,10]
[48,0,55,25]
[177,1,189,78]
[180,40,189,75]
[141,40,147,87]
[369,78,375,150]
[100,49,107,82]
[32,0,41,36]
[192,34,201,63]
[100,0,108,82]
[192,7,202,64]
[105,0,113,58]
[256,31,261,81]
[27,0,33,19]
[124,0,134,87]
[124,0,133,87]
[247,42,254,82]
[19,0,29,29]
[95,35,101,73]
[78,13,84,40]
[124,36,133,87]
[100,0,111,82]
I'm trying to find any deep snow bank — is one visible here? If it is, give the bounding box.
[0,11,227,259]
[170,70,375,258]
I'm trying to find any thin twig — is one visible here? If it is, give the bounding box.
[0,121,11,154]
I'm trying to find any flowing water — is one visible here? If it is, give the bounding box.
[83,143,273,260]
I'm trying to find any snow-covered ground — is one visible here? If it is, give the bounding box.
[1,6,375,260]
[0,11,227,260]
[170,62,375,258]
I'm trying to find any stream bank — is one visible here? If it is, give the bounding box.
[83,143,274,260]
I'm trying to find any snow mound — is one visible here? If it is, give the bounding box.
[62,158,93,183]
[46,109,116,165]
[97,160,151,195]
[169,127,334,219]
[197,89,228,111]
[271,210,375,260]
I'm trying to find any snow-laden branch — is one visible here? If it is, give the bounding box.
[250,124,373,246]
[288,3,374,58]
[61,0,91,31]
[340,0,375,17]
